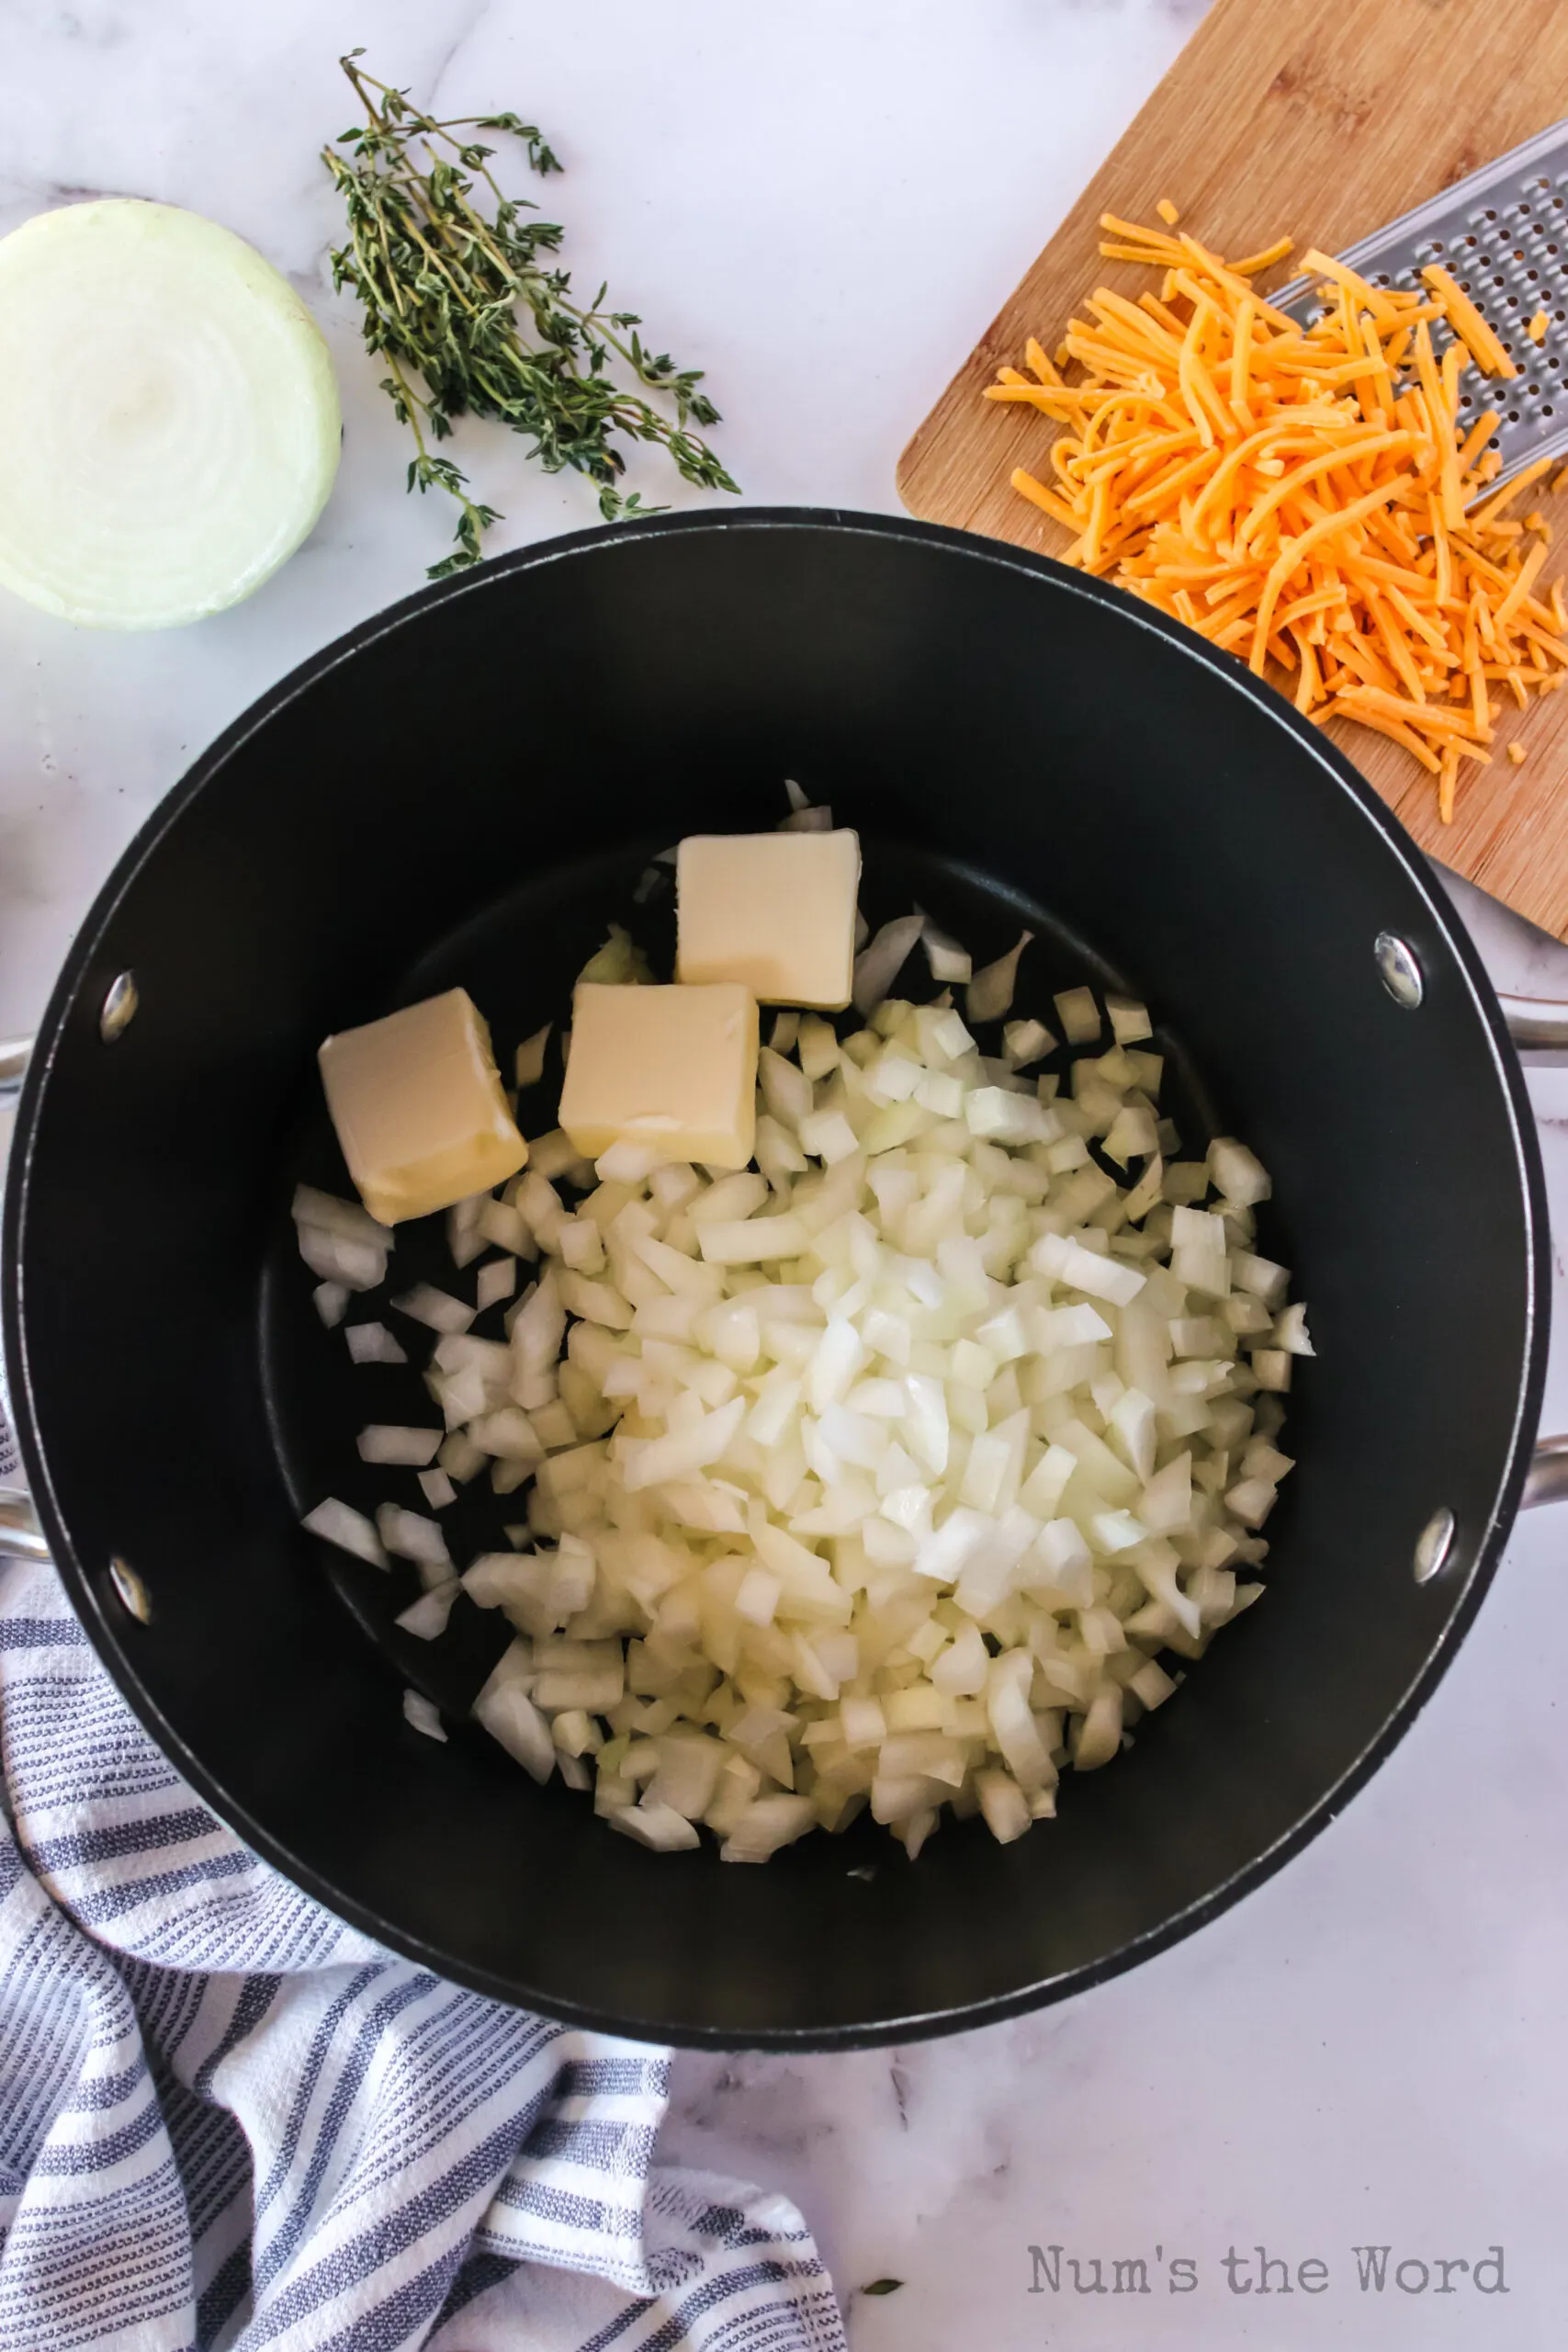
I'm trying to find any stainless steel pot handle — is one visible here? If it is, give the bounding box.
[1524,1437,1568,1509]
[1498,993,1568,1050]
[1,1035,39,1562]
[1502,995,1568,1504]
[4,997,1568,1560]
[0,1492,48,1564]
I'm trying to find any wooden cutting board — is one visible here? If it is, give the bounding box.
[897,0,1568,940]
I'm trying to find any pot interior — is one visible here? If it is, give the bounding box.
[6,514,1543,2045]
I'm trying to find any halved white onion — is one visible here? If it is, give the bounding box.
[0,201,340,628]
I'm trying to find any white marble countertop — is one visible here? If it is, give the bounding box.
[6,2,1568,2343]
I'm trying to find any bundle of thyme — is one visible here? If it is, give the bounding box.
[323,53,739,577]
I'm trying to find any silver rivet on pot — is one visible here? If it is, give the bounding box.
[1375,933,1424,1009]
[1413,1507,1456,1584]
[107,1555,152,1623]
[100,971,139,1044]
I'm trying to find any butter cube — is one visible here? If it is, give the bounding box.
[319,988,527,1227]
[560,983,758,1169]
[676,830,862,1009]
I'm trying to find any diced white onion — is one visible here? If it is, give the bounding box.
[1106,996,1152,1045]
[852,914,926,1015]
[514,1025,552,1088]
[375,1504,451,1571]
[476,1257,517,1312]
[447,1193,489,1270]
[297,1226,387,1293]
[475,1657,556,1782]
[976,1767,1031,1844]
[293,1184,390,1250]
[1002,1019,1055,1069]
[721,1793,815,1862]
[1232,1251,1289,1307]
[479,1197,529,1255]
[967,930,1033,1023]
[596,1140,662,1184]
[919,911,973,985]
[356,1424,442,1467]
[346,1322,407,1365]
[1054,987,1101,1044]
[578,924,652,987]
[402,1689,447,1739]
[301,1498,387,1569]
[1208,1136,1271,1208]
[1273,1302,1314,1356]
[392,1283,476,1335]
[302,865,1309,1870]
[438,1431,486,1482]
[525,1130,587,1182]
[610,1797,703,1849]
[396,1583,460,1641]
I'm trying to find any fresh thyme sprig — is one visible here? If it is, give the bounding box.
[322,52,739,577]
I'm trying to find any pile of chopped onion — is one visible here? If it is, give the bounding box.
[299,923,1310,1863]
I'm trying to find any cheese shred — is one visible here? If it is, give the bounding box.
[988,217,1565,823]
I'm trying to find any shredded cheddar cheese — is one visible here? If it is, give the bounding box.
[1420,266,1517,378]
[1507,741,1527,764]
[987,215,1566,824]
[1529,310,1550,344]
[1156,197,1180,227]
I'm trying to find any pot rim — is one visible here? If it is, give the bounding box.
[2,506,1550,2048]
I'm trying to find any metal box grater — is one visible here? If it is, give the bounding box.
[1274,118,1568,493]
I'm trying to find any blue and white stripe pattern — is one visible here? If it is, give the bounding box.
[0,1549,846,2352]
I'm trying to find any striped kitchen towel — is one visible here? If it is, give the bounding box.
[0,1550,846,2352]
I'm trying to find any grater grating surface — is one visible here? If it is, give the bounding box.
[1274,119,1568,495]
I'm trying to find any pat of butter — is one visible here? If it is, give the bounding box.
[319,988,527,1227]
[560,982,759,1170]
[676,829,862,1009]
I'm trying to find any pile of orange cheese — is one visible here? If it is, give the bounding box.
[990,207,1567,821]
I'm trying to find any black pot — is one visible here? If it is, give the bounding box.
[3,510,1565,2050]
